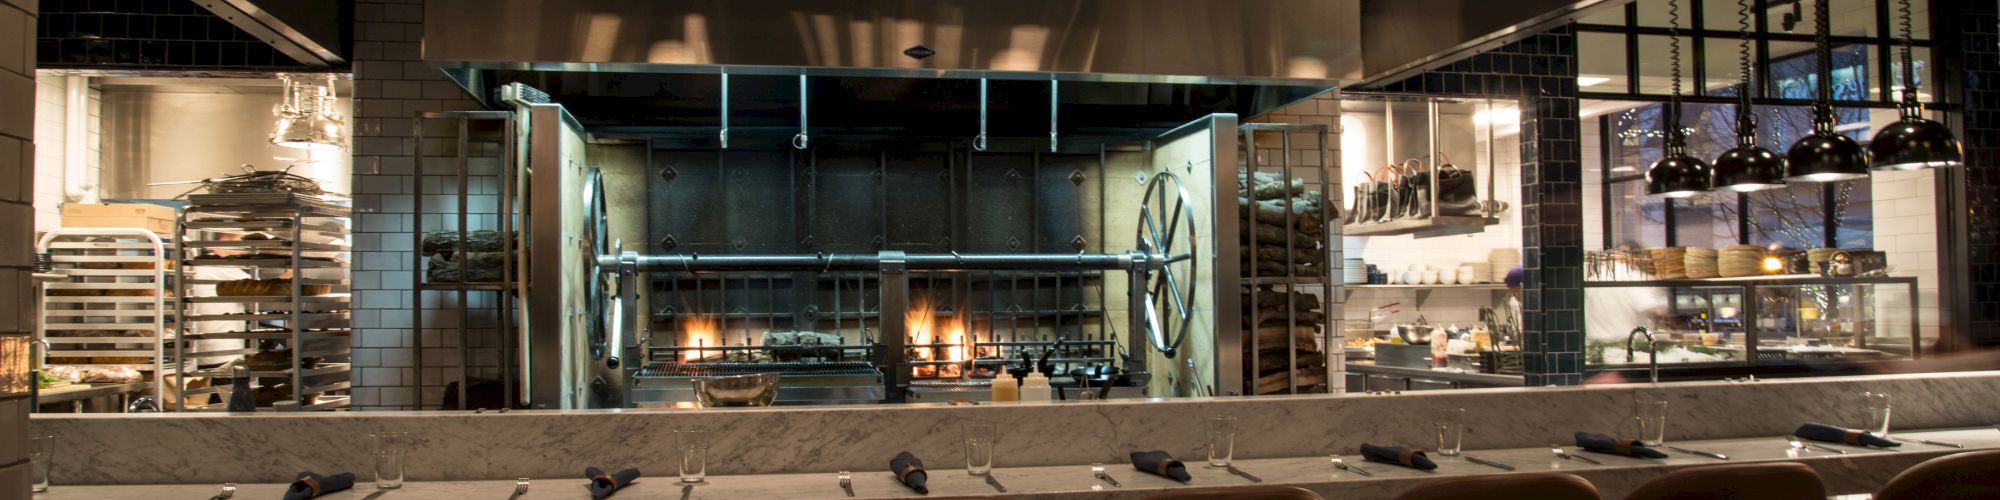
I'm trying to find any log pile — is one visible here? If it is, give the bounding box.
[421,230,514,283]
[1237,170,1328,278]
[1240,285,1329,395]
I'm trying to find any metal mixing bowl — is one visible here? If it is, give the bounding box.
[692,373,781,407]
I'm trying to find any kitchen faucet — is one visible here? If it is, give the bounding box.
[1626,326,1659,384]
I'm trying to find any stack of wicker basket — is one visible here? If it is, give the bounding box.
[1719,245,1765,277]
[1684,247,1720,279]
[1647,247,1688,279]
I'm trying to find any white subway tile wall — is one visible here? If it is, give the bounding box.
[2,0,36,493]
[349,0,502,410]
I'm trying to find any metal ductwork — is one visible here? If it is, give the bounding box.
[189,0,347,67]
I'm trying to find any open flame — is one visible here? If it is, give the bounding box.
[681,315,720,361]
[906,296,970,378]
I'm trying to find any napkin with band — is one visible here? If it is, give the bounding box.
[282,471,355,500]
[1575,432,1668,458]
[1360,444,1438,471]
[1129,450,1192,482]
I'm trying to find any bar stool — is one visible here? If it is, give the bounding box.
[1141,485,1324,500]
[1624,462,1825,500]
[1875,450,2000,500]
[1394,472,1600,500]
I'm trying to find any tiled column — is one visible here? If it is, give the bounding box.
[2,0,39,493]
[1367,27,1586,385]
[1951,0,2000,347]
[348,0,488,410]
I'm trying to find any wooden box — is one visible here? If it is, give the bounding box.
[60,203,177,234]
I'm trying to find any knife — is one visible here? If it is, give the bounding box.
[1900,438,1964,448]
[1463,455,1515,471]
[1665,446,1729,460]
[1224,465,1264,483]
[984,474,1008,492]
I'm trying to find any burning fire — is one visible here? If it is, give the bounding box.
[681,315,720,361]
[906,296,970,378]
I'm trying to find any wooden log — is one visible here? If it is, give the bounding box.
[1238,170,1306,199]
[1254,368,1329,395]
[1243,289,1323,312]
[1239,196,1326,235]
[1243,311,1326,329]
[1245,245,1327,265]
[1241,224,1323,248]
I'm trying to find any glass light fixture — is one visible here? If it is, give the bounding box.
[1646,0,1713,198]
[271,73,347,151]
[1867,0,1962,170]
[1784,0,1868,183]
[1712,0,1786,192]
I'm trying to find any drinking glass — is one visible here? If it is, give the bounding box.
[1435,408,1466,456]
[962,420,997,476]
[677,426,710,484]
[369,432,410,489]
[30,433,54,493]
[1638,401,1668,446]
[1205,416,1238,467]
[1863,392,1893,436]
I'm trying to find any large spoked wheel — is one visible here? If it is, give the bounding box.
[582,168,613,361]
[1136,172,1200,358]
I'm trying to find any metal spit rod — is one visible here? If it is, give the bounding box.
[601,251,1174,273]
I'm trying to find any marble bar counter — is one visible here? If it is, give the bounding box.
[30,371,2000,485]
[38,427,2000,499]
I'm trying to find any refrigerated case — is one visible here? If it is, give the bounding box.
[1584,276,1919,371]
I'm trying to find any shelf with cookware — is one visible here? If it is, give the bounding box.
[173,191,354,412]
[1338,96,1507,238]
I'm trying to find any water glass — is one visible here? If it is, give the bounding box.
[1863,392,1893,436]
[369,432,410,489]
[677,426,710,484]
[1435,408,1466,456]
[962,420,997,475]
[1637,401,1668,446]
[1204,416,1238,467]
[30,433,54,493]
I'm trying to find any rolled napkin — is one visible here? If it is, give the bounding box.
[282,471,355,500]
[1794,422,1900,448]
[891,451,930,495]
[1574,432,1669,458]
[584,466,641,499]
[1129,450,1192,482]
[1359,444,1438,471]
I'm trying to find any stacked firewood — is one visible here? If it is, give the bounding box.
[1240,286,1329,395]
[1238,170,1329,277]
[421,230,514,283]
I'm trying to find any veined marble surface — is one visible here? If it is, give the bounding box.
[29,371,2000,484]
[34,427,2000,499]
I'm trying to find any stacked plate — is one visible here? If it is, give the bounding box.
[1343,258,1368,284]
[1648,247,1688,279]
[1684,247,1720,279]
[1487,248,1522,283]
[1459,261,1491,284]
[1719,245,1765,277]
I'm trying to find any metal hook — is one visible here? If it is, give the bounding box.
[1049,79,1059,152]
[719,71,730,149]
[974,78,989,151]
[793,74,810,150]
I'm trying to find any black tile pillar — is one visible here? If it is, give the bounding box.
[1367,26,1586,385]
[1946,0,2000,347]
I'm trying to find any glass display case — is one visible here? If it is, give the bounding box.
[1583,276,1918,370]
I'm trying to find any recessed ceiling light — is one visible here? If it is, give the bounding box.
[1578,76,1612,87]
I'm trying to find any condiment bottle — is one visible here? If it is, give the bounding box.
[990,375,1019,402]
[1019,371,1053,402]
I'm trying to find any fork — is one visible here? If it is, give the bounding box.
[508,478,530,500]
[1551,445,1601,465]
[839,470,854,497]
[1091,463,1122,487]
[1785,435,1846,454]
[207,483,237,500]
[1330,455,1372,477]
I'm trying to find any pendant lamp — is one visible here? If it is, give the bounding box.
[1712,0,1787,192]
[1647,0,1713,198]
[1784,0,1868,182]
[1867,0,1963,170]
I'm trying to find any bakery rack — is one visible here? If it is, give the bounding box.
[174,193,353,411]
[35,227,179,407]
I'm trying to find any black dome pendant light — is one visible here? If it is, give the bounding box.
[1784,0,1870,182]
[1712,0,1787,192]
[1868,0,1963,170]
[1646,0,1713,199]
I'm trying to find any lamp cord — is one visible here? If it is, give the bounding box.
[1898,0,1919,110]
[1667,0,1686,154]
[1813,0,1835,133]
[1736,0,1758,146]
